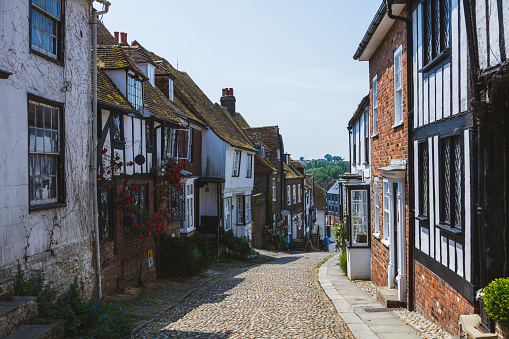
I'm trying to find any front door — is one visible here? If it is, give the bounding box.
[393,182,399,287]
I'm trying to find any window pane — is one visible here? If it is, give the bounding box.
[43,32,49,52]
[49,157,56,175]
[36,104,44,128]
[31,25,36,46]
[29,128,36,152]
[43,15,49,33]
[54,0,60,19]
[34,155,41,175]
[454,137,462,227]
[51,131,58,153]
[49,177,56,198]
[36,129,44,152]
[34,177,42,199]
[52,108,58,130]
[41,156,49,175]
[40,0,46,11]
[44,106,52,129]
[44,130,51,153]
[33,0,39,6]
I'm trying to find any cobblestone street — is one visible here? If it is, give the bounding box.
[134,251,351,339]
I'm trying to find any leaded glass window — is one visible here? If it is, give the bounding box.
[30,0,61,58]
[168,185,185,221]
[127,74,143,110]
[99,188,112,239]
[440,135,462,229]
[29,100,61,206]
[112,114,122,142]
[419,142,429,219]
[424,0,451,65]
[125,184,148,234]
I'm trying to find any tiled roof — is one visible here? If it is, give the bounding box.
[305,174,314,188]
[143,82,181,124]
[314,182,327,210]
[243,126,280,169]
[96,69,136,113]
[254,152,276,173]
[123,44,157,66]
[291,160,305,170]
[235,113,250,128]
[97,20,118,45]
[283,161,303,179]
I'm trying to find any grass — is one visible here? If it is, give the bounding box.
[316,253,336,269]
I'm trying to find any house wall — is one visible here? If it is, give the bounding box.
[201,129,226,178]
[0,0,96,298]
[368,10,410,296]
[224,147,255,193]
[185,128,202,177]
[316,210,326,239]
[350,109,371,180]
[251,193,265,248]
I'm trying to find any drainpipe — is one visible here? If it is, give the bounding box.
[92,0,111,299]
[386,0,414,310]
[347,126,352,173]
[462,0,484,289]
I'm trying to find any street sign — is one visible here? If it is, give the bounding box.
[148,249,153,268]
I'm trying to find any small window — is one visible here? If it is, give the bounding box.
[127,73,144,110]
[168,78,174,102]
[439,135,462,229]
[125,184,148,234]
[373,177,380,234]
[277,149,281,161]
[418,142,429,221]
[183,182,194,231]
[232,150,241,177]
[237,195,245,225]
[298,184,301,203]
[394,47,403,125]
[30,0,62,60]
[29,99,63,207]
[172,129,191,160]
[245,195,251,224]
[272,178,276,201]
[372,75,378,135]
[424,0,451,65]
[254,145,265,158]
[99,187,112,240]
[224,197,232,231]
[246,154,253,178]
[112,114,123,142]
[293,184,297,204]
[383,180,390,241]
[146,121,153,149]
[287,185,291,205]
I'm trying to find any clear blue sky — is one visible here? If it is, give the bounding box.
[97,0,381,160]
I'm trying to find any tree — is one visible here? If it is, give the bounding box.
[324,154,332,162]
[299,156,304,161]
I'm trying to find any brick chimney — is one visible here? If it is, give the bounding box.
[114,31,119,43]
[220,88,236,118]
[119,32,128,45]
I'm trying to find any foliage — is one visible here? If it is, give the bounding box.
[305,159,349,182]
[477,278,509,326]
[220,230,252,260]
[14,273,133,338]
[333,219,347,249]
[339,249,347,274]
[158,233,213,278]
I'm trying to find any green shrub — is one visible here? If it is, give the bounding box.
[339,249,347,274]
[220,230,252,260]
[14,274,133,338]
[159,233,213,278]
[479,278,509,326]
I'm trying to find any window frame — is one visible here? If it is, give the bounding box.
[126,73,144,111]
[287,185,291,205]
[373,177,380,237]
[111,114,124,144]
[293,184,297,204]
[28,95,66,211]
[423,0,452,68]
[394,46,404,126]
[272,178,276,201]
[438,134,463,232]
[171,129,191,160]
[232,150,241,177]
[237,195,245,225]
[224,197,232,231]
[246,153,253,178]
[29,0,64,64]
[98,186,113,240]
[182,181,195,232]
[297,184,301,203]
[372,75,378,136]
[418,142,430,226]
[245,195,252,224]
[168,78,174,102]
[382,179,390,243]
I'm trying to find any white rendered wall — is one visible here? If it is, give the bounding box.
[347,247,372,280]
[201,129,226,178]
[0,0,96,297]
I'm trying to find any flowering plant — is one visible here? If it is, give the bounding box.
[477,278,509,326]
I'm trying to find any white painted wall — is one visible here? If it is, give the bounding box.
[201,129,226,178]
[347,247,372,280]
[224,147,255,194]
[0,0,96,296]
[103,69,127,96]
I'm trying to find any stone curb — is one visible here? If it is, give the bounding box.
[130,268,233,336]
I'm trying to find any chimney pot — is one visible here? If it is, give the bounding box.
[114,32,120,42]
[222,88,226,97]
[120,32,127,44]
[229,88,234,96]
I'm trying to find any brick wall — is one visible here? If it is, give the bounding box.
[414,261,476,336]
[185,128,202,176]
[251,193,265,248]
[368,11,410,298]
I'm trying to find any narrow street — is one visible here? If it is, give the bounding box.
[134,251,351,339]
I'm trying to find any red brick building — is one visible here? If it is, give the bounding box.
[354,2,410,305]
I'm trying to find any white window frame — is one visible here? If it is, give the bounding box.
[297,184,301,202]
[237,195,245,225]
[181,180,195,233]
[169,78,174,102]
[382,179,391,246]
[246,154,253,178]
[232,150,241,177]
[272,178,276,201]
[287,185,291,205]
[245,195,251,224]
[372,75,378,136]
[394,46,403,126]
[171,129,191,160]
[373,177,380,238]
[224,197,232,231]
[293,184,297,204]
[30,0,62,59]
[277,149,281,161]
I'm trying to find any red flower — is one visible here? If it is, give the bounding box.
[97,174,102,179]
[101,148,108,155]
[116,156,120,161]
[118,162,123,167]
[128,161,134,166]
[107,170,111,175]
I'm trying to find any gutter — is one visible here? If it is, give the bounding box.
[353,2,387,60]
[386,0,414,311]
[92,0,111,299]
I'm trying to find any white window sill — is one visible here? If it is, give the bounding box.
[371,133,378,138]
[180,226,196,234]
[381,238,390,248]
[373,232,380,240]
[392,121,404,128]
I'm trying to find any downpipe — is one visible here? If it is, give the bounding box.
[91,0,111,299]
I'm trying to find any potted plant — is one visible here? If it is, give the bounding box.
[477,278,509,338]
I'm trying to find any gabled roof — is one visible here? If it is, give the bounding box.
[353,1,406,61]
[305,173,314,188]
[123,44,157,67]
[96,69,136,113]
[235,113,250,128]
[243,126,280,169]
[327,181,341,195]
[314,182,327,210]
[348,94,370,126]
[291,160,305,170]
[143,82,181,124]
[283,161,303,179]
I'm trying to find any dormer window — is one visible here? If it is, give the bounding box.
[127,73,143,110]
[169,78,174,102]
[254,145,265,158]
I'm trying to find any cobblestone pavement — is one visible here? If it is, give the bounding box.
[133,251,352,339]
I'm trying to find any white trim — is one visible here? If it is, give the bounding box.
[394,45,404,125]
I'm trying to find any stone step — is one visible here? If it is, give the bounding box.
[0,296,38,337]
[0,278,14,302]
[376,286,406,308]
[3,319,65,339]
